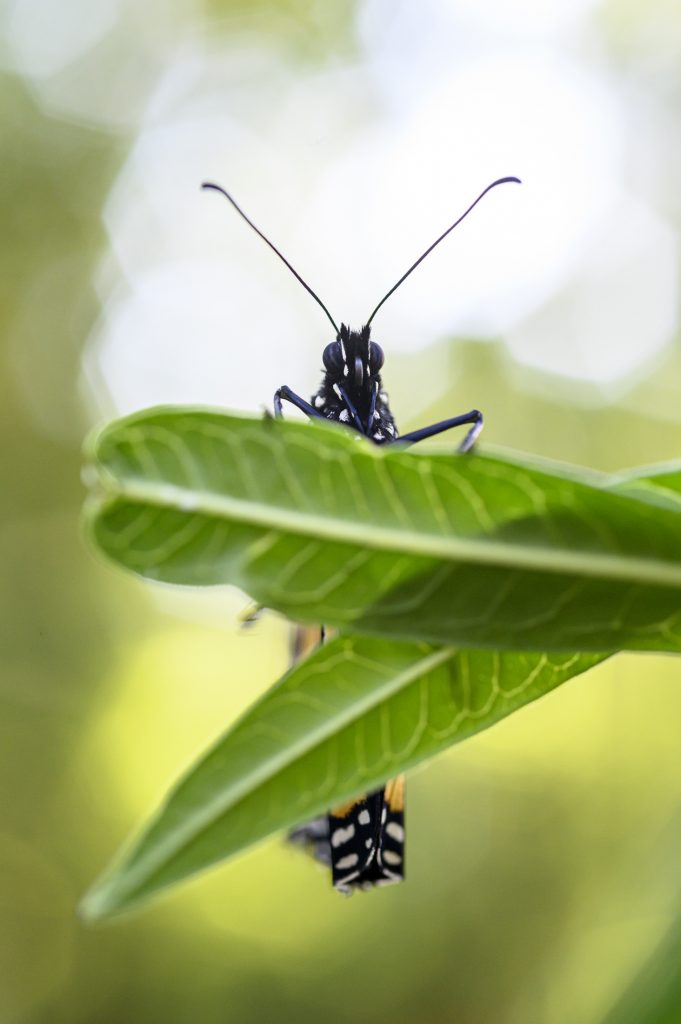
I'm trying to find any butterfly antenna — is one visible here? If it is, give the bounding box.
[365,176,521,327]
[202,182,340,335]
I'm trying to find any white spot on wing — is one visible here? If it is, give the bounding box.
[331,824,355,848]
[314,395,325,408]
[386,822,405,843]
[382,850,402,866]
[358,809,371,826]
[339,409,350,422]
[335,853,359,870]
[334,870,360,893]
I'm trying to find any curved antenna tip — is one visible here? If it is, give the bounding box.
[199,179,339,335]
[365,175,522,327]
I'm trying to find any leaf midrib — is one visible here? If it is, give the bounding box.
[98,478,681,589]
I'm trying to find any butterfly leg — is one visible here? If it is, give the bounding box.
[334,384,365,432]
[398,408,483,453]
[239,603,263,628]
[273,385,323,420]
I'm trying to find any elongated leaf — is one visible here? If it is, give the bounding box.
[86,408,681,652]
[80,636,604,918]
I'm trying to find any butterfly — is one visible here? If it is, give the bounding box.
[203,174,520,891]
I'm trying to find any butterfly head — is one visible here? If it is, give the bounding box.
[322,324,385,399]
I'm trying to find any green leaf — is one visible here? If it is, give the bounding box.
[600,907,681,1024]
[80,636,604,919]
[611,461,681,512]
[86,408,681,652]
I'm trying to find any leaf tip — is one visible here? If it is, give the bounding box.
[77,888,111,924]
[78,874,132,924]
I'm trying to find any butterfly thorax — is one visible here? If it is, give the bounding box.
[311,323,398,443]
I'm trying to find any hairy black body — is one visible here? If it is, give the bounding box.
[274,319,483,454]
[310,323,397,442]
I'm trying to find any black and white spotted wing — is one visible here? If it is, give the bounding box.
[329,777,406,892]
[288,777,406,893]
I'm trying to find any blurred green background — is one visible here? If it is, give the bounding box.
[3,1,681,1021]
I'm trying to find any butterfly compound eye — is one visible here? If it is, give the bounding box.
[369,343,384,372]
[322,341,344,372]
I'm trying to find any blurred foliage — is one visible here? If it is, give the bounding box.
[2,1,681,1022]
[205,0,360,59]
[603,907,681,1024]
